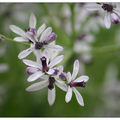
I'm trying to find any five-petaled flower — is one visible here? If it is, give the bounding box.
[65,60,89,106]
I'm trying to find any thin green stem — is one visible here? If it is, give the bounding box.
[0,34,30,46]
[75,44,120,56]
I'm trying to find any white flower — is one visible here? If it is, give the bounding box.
[86,3,120,29]
[9,13,63,59]
[65,60,89,106]
[23,50,64,82]
[26,66,67,106]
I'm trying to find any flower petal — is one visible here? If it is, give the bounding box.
[29,13,36,28]
[40,27,52,42]
[27,71,44,82]
[49,55,64,68]
[23,59,41,69]
[9,25,25,37]
[14,37,28,42]
[72,87,84,106]
[71,60,79,80]
[65,86,72,103]
[26,80,49,92]
[74,75,89,82]
[66,72,72,83]
[48,87,56,106]
[46,69,55,75]
[85,3,101,11]
[104,12,111,29]
[18,47,34,59]
[37,24,46,37]
[46,44,63,51]
[55,80,67,92]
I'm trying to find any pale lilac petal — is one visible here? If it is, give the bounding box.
[55,80,67,92]
[66,72,72,83]
[46,44,63,51]
[71,60,79,80]
[48,87,56,106]
[23,59,41,69]
[18,47,34,59]
[85,3,101,11]
[26,80,49,91]
[46,69,55,75]
[74,75,89,82]
[113,9,120,17]
[26,67,39,74]
[9,25,25,37]
[14,37,28,42]
[40,27,52,42]
[49,55,64,68]
[72,87,84,106]
[29,13,36,28]
[25,33,36,43]
[37,24,46,37]
[65,86,72,103]
[27,71,44,82]
[104,12,111,29]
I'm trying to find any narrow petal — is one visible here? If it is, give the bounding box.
[85,3,101,11]
[48,87,56,106]
[29,13,36,28]
[9,25,25,37]
[18,47,34,59]
[113,9,120,17]
[23,59,41,69]
[71,60,79,80]
[104,12,111,29]
[26,80,49,92]
[14,37,28,42]
[65,86,72,103]
[40,27,52,42]
[74,75,89,82]
[46,44,63,51]
[55,80,67,92]
[66,72,72,83]
[49,55,64,68]
[27,71,44,82]
[72,87,84,106]
[46,69,55,75]
[37,24,46,37]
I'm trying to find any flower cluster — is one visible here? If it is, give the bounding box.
[9,13,89,106]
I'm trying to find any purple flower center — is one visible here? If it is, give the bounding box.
[102,3,113,12]
[35,42,43,49]
[77,33,86,41]
[54,68,59,75]
[40,56,49,72]
[59,72,67,81]
[48,76,55,90]
[69,81,86,88]
[25,28,37,35]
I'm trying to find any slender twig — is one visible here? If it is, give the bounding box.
[0,34,30,46]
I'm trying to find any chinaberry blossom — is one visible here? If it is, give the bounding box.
[26,66,67,106]
[23,49,64,82]
[86,3,120,29]
[65,60,89,106]
[9,13,63,59]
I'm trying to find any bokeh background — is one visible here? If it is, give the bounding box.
[0,3,120,117]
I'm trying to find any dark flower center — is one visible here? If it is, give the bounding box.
[40,57,49,72]
[69,81,86,88]
[77,33,86,41]
[102,3,113,12]
[48,76,55,90]
[35,42,43,49]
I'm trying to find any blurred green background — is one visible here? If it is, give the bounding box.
[0,3,120,117]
